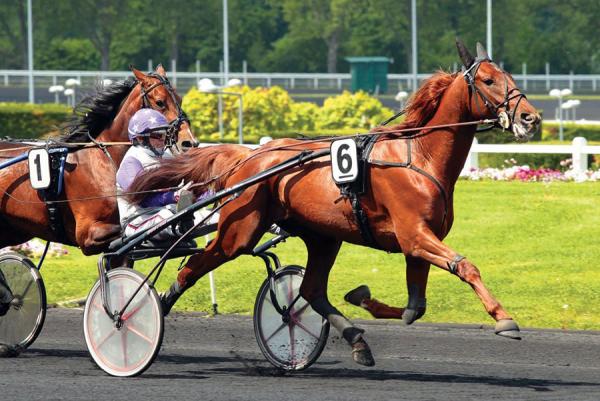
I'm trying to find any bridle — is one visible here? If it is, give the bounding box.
[462,57,527,131]
[137,72,193,152]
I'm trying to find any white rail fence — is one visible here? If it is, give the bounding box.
[461,137,600,176]
[2,69,600,93]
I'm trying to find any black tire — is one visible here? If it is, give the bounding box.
[83,268,164,377]
[0,252,46,352]
[253,265,329,371]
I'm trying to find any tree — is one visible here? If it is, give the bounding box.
[276,0,353,73]
[0,0,28,69]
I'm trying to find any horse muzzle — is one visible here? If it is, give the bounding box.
[512,112,541,142]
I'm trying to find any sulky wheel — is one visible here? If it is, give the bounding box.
[83,268,163,377]
[253,265,329,371]
[0,252,46,356]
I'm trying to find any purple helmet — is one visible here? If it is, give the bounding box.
[128,109,170,142]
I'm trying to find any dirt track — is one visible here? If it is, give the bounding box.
[1,308,600,401]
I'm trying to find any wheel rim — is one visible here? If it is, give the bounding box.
[255,268,328,370]
[0,255,45,348]
[84,269,162,377]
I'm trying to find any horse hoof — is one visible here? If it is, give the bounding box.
[351,339,375,367]
[344,285,371,307]
[402,307,426,325]
[0,344,22,358]
[495,319,521,340]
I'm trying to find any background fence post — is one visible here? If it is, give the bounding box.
[461,137,479,176]
[572,136,587,174]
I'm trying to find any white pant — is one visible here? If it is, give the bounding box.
[123,205,219,241]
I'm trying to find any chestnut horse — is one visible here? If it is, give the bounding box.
[130,41,541,366]
[0,65,194,255]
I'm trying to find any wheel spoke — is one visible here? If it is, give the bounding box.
[292,301,310,316]
[19,279,34,299]
[293,320,321,340]
[95,328,118,350]
[286,275,294,304]
[264,320,287,343]
[121,297,149,321]
[125,323,154,344]
[288,321,296,366]
[121,327,128,367]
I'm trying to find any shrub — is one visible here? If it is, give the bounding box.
[0,103,71,139]
[542,122,600,141]
[317,90,393,130]
[182,86,393,143]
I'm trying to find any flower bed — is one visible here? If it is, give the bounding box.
[463,165,600,182]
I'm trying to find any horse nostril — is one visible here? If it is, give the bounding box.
[180,141,194,151]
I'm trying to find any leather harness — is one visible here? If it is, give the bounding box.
[334,133,449,249]
[37,148,68,242]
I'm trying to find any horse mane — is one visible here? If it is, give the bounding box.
[376,70,458,134]
[58,78,137,142]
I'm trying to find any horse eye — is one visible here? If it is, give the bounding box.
[155,99,166,108]
[484,79,494,86]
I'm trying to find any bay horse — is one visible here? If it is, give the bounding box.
[0,65,194,256]
[130,41,541,366]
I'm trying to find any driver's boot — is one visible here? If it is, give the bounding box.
[175,190,195,235]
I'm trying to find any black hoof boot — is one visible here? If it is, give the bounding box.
[160,282,183,316]
[495,319,521,340]
[402,283,426,325]
[344,285,371,307]
[0,302,10,317]
[0,344,22,358]
[351,338,375,367]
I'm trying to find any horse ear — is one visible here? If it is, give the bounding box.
[155,64,167,77]
[476,42,490,60]
[130,65,147,82]
[455,38,474,67]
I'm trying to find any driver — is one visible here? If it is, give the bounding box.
[116,108,216,242]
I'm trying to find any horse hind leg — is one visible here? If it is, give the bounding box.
[161,185,272,314]
[300,235,375,367]
[343,256,428,324]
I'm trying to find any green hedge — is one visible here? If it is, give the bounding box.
[0,103,71,139]
[542,122,600,141]
[182,86,392,144]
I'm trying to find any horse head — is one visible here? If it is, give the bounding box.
[456,39,541,142]
[130,65,197,153]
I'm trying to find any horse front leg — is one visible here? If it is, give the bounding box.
[300,235,375,367]
[399,227,520,339]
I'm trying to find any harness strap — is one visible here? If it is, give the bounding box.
[370,137,450,234]
[38,149,68,242]
[337,135,380,248]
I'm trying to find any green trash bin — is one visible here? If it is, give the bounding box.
[346,57,391,94]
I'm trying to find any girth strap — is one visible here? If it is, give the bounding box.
[38,149,68,242]
[336,135,380,248]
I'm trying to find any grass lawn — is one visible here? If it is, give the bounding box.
[38,181,600,330]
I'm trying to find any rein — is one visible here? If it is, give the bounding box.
[184,117,498,191]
